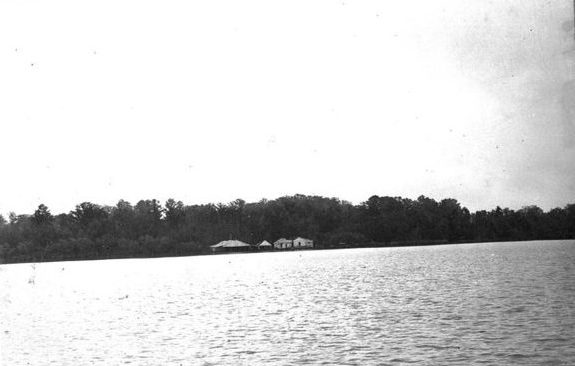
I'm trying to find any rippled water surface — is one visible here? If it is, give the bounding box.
[1,240,575,365]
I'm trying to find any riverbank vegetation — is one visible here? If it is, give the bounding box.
[1,195,574,264]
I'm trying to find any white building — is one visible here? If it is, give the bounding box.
[293,237,313,249]
[273,238,292,249]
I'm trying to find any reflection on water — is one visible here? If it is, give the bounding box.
[1,240,575,365]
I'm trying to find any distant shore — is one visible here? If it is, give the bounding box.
[1,194,574,265]
[3,238,573,266]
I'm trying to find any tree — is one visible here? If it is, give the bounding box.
[134,199,163,237]
[564,204,575,238]
[72,202,108,226]
[32,204,54,226]
[8,212,18,224]
[412,196,442,240]
[111,200,135,239]
[438,198,471,241]
[518,205,544,239]
[164,199,185,228]
[71,202,110,238]
[29,204,57,260]
[360,195,409,243]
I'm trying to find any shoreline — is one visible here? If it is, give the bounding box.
[2,238,572,266]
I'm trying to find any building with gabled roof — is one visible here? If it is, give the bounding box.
[257,240,273,250]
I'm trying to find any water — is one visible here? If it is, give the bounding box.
[1,240,574,365]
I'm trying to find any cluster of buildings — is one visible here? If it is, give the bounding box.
[210,237,314,253]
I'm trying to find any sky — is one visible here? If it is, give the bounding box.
[1,0,574,216]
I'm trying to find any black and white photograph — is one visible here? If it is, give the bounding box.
[1,0,574,365]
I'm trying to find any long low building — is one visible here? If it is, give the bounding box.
[210,240,252,253]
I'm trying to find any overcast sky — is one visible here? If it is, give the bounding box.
[1,0,574,216]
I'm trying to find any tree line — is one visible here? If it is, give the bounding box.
[0,194,574,264]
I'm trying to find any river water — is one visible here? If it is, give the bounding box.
[1,240,574,365]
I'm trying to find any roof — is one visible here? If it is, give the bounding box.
[210,240,251,248]
[294,237,312,241]
[274,238,291,243]
[258,240,272,247]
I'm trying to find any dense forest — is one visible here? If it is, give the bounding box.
[0,194,574,264]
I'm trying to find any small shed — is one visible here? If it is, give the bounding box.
[210,240,252,253]
[257,240,273,251]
